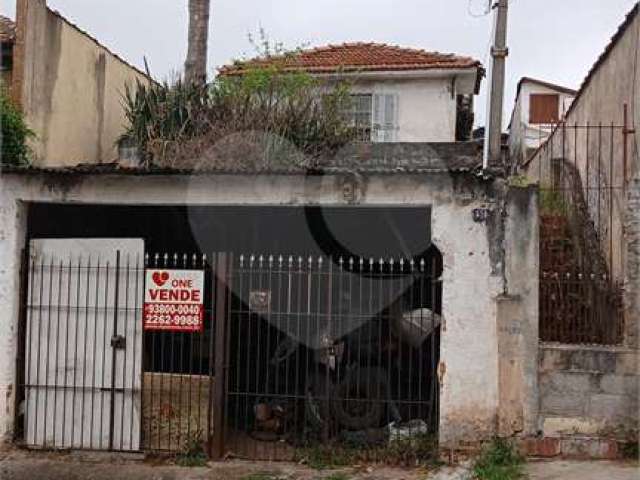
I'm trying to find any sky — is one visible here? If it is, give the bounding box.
[2,0,638,127]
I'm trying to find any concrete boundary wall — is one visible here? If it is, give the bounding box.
[0,171,539,448]
[538,342,639,438]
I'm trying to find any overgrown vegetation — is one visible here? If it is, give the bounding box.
[122,37,356,169]
[174,429,208,467]
[539,189,568,216]
[294,433,440,470]
[0,87,33,166]
[472,438,525,480]
[622,440,639,460]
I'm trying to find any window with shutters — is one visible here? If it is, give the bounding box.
[373,93,398,142]
[342,94,373,142]
[341,93,398,142]
[529,94,559,124]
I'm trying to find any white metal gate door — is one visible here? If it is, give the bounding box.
[24,239,144,451]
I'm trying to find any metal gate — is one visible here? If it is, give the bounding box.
[219,253,442,462]
[21,240,143,451]
[525,114,631,345]
[17,248,441,461]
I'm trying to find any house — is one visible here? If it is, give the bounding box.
[3,0,151,167]
[520,3,639,446]
[220,43,484,143]
[0,143,540,457]
[508,77,576,166]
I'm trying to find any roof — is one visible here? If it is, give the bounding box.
[564,2,639,119]
[0,15,16,44]
[1,142,501,177]
[515,77,578,97]
[219,42,482,76]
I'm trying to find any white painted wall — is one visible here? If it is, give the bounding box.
[322,69,478,143]
[509,81,575,164]
[0,171,537,447]
[348,77,458,142]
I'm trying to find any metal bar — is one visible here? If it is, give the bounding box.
[211,252,229,459]
[61,257,72,446]
[623,103,628,193]
[119,253,130,451]
[70,255,82,448]
[222,253,234,460]
[108,251,121,451]
[130,253,141,450]
[13,249,29,442]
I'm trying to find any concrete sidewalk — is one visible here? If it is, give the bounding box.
[526,460,639,480]
[0,449,638,480]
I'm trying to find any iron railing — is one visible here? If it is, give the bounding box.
[524,109,633,345]
[17,250,442,463]
[222,253,441,462]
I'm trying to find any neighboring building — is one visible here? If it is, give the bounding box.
[220,43,484,143]
[4,0,151,166]
[522,3,639,445]
[508,77,576,166]
[0,15,15,88]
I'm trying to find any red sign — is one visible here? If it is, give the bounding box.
[144,269,205,332]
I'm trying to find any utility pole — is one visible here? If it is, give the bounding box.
[483,0,509,169]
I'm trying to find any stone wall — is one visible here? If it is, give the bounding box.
[538,343,639,439]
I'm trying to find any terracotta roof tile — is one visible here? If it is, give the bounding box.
[220,42,481,76]
[0,15,16,43]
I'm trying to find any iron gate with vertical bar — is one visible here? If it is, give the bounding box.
[20,240,144,451]
[17,248,441,461]
[527,116,630,345]
[220,253,442,461]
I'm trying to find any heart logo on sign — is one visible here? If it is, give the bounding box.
[152,271,170,287]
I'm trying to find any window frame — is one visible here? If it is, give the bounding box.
[529,93,560,125]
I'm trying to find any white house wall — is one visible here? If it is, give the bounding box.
[0,172,539,447]
[348,77,459,142]
[510,82,575,165]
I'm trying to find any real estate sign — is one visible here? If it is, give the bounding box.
[144,269,205,332]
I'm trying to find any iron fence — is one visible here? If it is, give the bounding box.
[18,251,144,451]
[16,249,441,462]
[222,253,441,462]
[524,109,633,345]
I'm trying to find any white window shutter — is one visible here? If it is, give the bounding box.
[383,94,398,142]
[373,94,383,142]
[373,93,398,142]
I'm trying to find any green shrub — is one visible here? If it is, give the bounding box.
[0,88,33,166]
[122,40,356,169]
[540,190,568,215]
[472,438,525,480]
[174,429,208,467]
